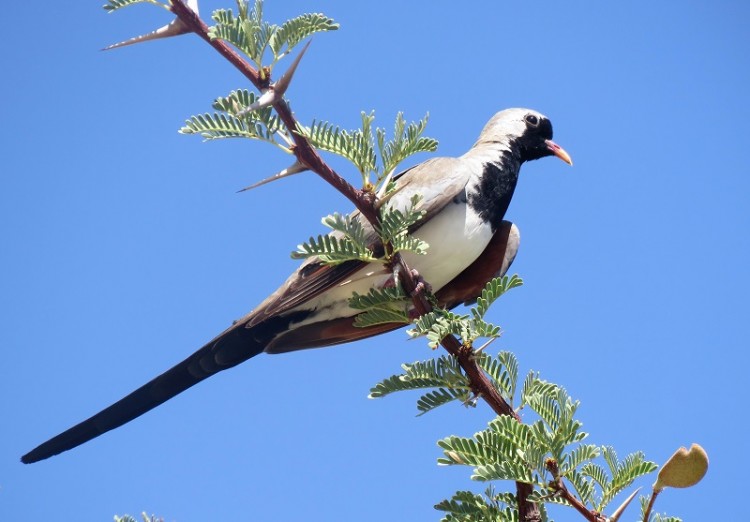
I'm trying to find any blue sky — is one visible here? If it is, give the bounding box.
[2,1,748,520]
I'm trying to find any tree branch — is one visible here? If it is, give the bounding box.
[168,0,377,224]
[167,0,531,517]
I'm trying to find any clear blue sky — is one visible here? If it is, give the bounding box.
[2,1,747,520]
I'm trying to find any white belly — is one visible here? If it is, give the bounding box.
[289,201,493,325]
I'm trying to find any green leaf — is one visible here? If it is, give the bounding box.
[472,459,534,484]
[560,444,601,475]
[320,212,369,250]
[292,233,374,264]
[270,13,339,59]
[353,307,411,328]
[349,286,407,310]
[416,388,471,416]
[210,1,276,67]
[600,448,657,509]
[377,112,438,179]
[472,275,523,319]
[369,356,471,414]
[408,309,469,348]
[103,0,163,13]
[181,90,292,152]
[580,461,611,491]
[378,193,428,255]
[477,351,519,402]
[434,490,512,522]
[350,286,411,327]
[565,468,596,506]
[296,114,377,179]
[180,113,265,141]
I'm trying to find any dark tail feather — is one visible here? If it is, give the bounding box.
[21,322,263,464]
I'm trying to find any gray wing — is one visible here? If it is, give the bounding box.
[237,156,470,328]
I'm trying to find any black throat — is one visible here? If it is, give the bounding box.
[466,150,521,231]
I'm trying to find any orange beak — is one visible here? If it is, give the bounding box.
[545,139,573,166]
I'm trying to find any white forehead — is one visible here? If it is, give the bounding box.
[478,108,546,141]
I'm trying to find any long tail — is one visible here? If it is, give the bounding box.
[22,221,520,464]
[21,322,263,464]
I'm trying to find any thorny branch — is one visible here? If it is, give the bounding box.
[167,0,534,518]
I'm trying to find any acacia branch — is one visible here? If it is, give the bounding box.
[168,0,531,516]
[168,0,377,224]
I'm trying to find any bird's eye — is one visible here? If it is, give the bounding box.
[524,114,539,127]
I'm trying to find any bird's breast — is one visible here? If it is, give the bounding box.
[401,197,494,289]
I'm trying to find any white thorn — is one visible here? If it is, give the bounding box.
[473,337,498,355]
[236,90,278,117]
[103,0,199,51]
[237,161,308,192]
[375,172,407,209]
[608,487,641,522]
[375,169,395,200]
[273,39,312,98]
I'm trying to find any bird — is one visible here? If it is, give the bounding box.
[22,108,572,464]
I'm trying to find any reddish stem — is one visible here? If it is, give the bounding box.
[546,460,607,522]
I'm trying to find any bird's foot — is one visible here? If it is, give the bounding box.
[408,269,432,298]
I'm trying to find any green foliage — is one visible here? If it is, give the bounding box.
[292,194,428,295]
[103,0,166,13]
[435,487,521,522]
[480,351,519,405]
[349,287,411,327]
[179,89,291,151]
[375,353,660,520]
[209,0,338,71]
[580,446,658,511]
[472,275,523,319]
[370,352,524,416]
[298,111,438,189]
[297,113,377,183]
[369,356,472,415]
[291,212,377,264]
[377,112,439,178]
[377,194,428,256]
[270,12,339,59]
[408,276,521,349]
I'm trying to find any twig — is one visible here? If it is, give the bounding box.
[546,460,607,522]
[642,489,660,522]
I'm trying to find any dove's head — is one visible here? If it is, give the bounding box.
[476,108,572,165]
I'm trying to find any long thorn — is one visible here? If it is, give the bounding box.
[609,487,641,522]
[103,0,199,51]
[273,40,312,98]
[237,161,308,192]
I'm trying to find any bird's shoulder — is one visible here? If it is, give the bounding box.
[388,156,471,222]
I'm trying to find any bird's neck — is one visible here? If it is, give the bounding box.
[463,143,522,230]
